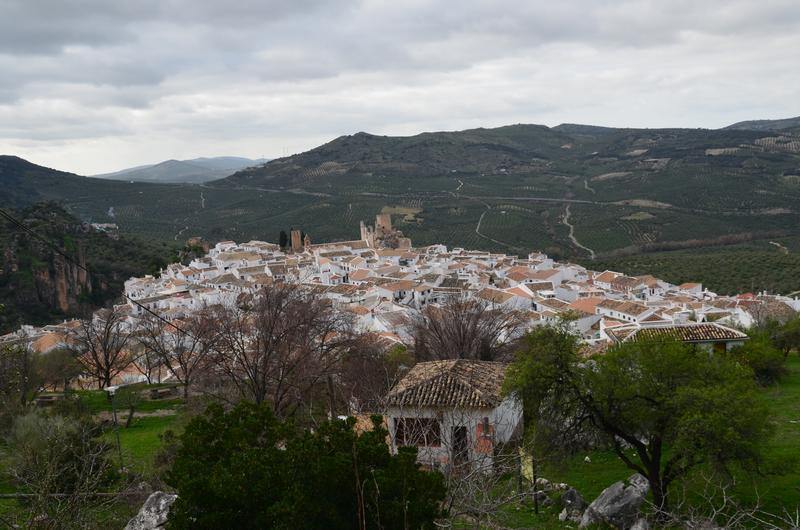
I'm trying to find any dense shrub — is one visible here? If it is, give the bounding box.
[733,331,787,386]
[166,402,446,530]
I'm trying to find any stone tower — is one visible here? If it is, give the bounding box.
[290,229,302,252]
[375,213,392,236]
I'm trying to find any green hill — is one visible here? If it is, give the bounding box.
[724,115,800,133]
[2,117,800,294]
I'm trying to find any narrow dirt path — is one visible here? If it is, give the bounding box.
[562,204,596,259]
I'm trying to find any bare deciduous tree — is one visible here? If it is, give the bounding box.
[213,283,355,418]
[34,347,83,392]
[129,340,160,385]
[0,341,37,407]
[655,473,800,530]
[412,295,525,362]
[0,341,38,429]
[70,307,133,389]
[338,335,412,413]
[137,308,218,397]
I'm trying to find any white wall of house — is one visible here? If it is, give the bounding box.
[387,395,522,472]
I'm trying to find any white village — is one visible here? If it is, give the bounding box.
[6,213,792,366]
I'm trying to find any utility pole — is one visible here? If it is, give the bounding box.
[106,388,124,471]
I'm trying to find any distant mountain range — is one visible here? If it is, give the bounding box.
[93,156,268,184]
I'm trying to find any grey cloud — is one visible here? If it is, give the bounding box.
[0,0,798,174]
[0,1,157,54]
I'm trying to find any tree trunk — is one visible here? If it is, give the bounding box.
[327,375,336,419]
[125,405,135,428]
[648,467,669,521]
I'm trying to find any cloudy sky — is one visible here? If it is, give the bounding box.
[1,0,798,175]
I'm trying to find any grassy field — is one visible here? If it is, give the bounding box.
[728,356,800,513]
[110,415,184,477]
[76,385,183,415]
[73,386,187,477]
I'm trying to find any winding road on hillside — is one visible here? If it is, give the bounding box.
[471,198,523,250]
[562,204,596,259]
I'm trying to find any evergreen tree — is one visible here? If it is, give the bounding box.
[504,326,771,517]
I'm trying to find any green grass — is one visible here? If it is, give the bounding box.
[0,468,16,523]
[76,385,183,415]
[109,414,185,477]
[81,385,188,476]
[728,356,800,513]
[74,385,187,477]
[504,357,800,528]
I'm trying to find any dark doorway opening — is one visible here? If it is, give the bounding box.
[452,426,469,468]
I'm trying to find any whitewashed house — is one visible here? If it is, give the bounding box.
[386,360,523,472]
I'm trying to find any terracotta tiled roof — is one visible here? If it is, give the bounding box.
[567,297,604,315]
[506,286,534,299]
[529,268,559,280]
[349,269,373,281]
[476,287,514,304]
[506,270,532,282]
[538,298,569,310]
[607,323,748,344]
[635,275,660,287]
[386,360,508,408]
[526,282,553,292]
[597,299,650,316]
[381,280,417,292]
[640,312,668,322]
[594,270,620,283]
[611,276,645,291]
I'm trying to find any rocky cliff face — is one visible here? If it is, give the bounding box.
[1,216,94,329]
[32,247,92,313]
